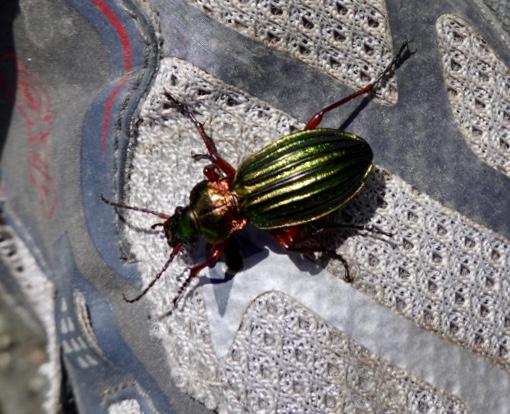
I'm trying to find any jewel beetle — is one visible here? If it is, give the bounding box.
[102,41,412,309]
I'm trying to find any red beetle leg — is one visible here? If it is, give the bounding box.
[171,241,228,310]
[304,41,412,130]
[272,225,303,249]
[273,225,356,282]
[203,164,222,181]
[304,84,374,130]
[188,114,236,179]
[164,92,236,180]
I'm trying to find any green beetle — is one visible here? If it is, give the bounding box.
[102,42,411,308]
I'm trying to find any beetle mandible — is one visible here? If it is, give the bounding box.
[102,41,413,310]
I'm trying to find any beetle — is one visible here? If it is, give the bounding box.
[102,41,412,309]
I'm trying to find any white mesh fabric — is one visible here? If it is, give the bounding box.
[185,0,397,104]
[221,291,467,413]
[118,57,510,412]
[437,14,510,176]
[107,399,143,414]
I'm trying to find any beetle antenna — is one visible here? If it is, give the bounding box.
[101,194,171,219]
[123,244,183,303]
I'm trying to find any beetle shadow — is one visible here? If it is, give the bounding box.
[196,168,389,316]
[269,167,390,277]
[338,41,415,132]
[338,94,374,132]
[247,167,387,274]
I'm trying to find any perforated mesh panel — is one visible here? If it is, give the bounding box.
[221,291,467,413]
[107,400,143,414]
[185,0,397,104]
[335,168,510,370]
[437,14,510,176]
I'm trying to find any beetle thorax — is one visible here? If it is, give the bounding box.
[188,179,246,244]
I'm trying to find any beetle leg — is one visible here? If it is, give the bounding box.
[164,92,237,180]
[273,223,395,282]
[191,152,211,162]
[273,228,353,282]
[203,164,223,182]
[304,41,413,130]
[190,152,225,181]
[223,237,244,273]
[170,241,228,311]
[272,225,303,249]
[279,223,395,250]
[273,223,393,249]
[289,244,353,283]
[101,194,171,219]
[300,223,395,245]
[304,84,374,130]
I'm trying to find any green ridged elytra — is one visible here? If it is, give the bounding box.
[234,129,373,229]
[101,42,412,311]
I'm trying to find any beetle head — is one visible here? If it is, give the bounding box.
[163,206,198,246]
